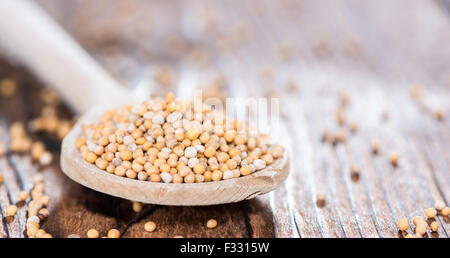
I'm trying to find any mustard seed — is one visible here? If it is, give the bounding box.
[442,207,450,216]
[144,221,156,232]
[206,219,217,229]
[415,222,428,235]
[316,194,326,207]
[397,218,409,231]
[0,78,16,97]
[132,201,142,213]
[87,229,99,238]
[413,216,425,226]
[350,164,360,182]
[389,152,399,167]
[107,229,120,238]
[430,221,439,232]
[425,208,437,219]
[6,205,18,216]
[18,191,29,201]
[434,200,445,211]
[0,174,3,185]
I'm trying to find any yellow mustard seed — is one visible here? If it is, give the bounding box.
[316,194,326,208]
[415,222,428,235]
[107,229,120,238]
[0,174,3,185]
[19,191,29,201]
[206,219,217,229]
[442,207,450,216]
[413,216,425,226]
[425,208,437,219]
[430,221,439,232]
[389,152,399,167]
[6,205,18,216]
[144,221,156,232]
[85,152,97,163]
[434,200,445,211]
[87,229,99,238]
[397,218,409,231]
[132,201,142,213]
[43,233,52,238]
[0,78,16,97]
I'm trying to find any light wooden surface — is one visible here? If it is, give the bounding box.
[0,0,449,238]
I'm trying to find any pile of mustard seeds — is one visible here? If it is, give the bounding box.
[76,92,284,183]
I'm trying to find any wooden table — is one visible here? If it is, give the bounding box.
[0,0,449,238]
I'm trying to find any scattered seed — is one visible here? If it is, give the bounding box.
[316,194,326,208]
[425,208,437,219]
[442,207,450,216]
[144,221,156,232]
[132,201,143,213]
[413,216,425,226]
[434,200,446,211]
[389,152,399,167]
[18,191,29,201]
[430,221,439,232]
[107,229,120,238]
[87,229,99,238]
[350,164,360,182]
[415,222,428,235]
[6,205,18,216]
[0,78,16,97]
[397,218,409,231]
[206,219,218,229]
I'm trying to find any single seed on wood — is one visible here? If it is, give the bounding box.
[132,201,142,213]
[415,222,428,235]
[397,218,409,231]
[43,233,52,238]
[107,229,120,238]
[350,165,360,182]
[442,207,450,216]
[0,78,16,97]
[144,221,156,232]
[425,208,437,219]
[316,194,326,207]
[434,200,445,211]
[413,216,425,226]
[19,191,29,201]
[6,205,18,216]
[389,152,399,167]
[206,219,217,229]
[87,229,99,238]
[430,221,439,232]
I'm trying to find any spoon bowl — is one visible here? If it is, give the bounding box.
[61,105,289,206]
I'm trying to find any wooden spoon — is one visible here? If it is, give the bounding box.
[0,0,289,205]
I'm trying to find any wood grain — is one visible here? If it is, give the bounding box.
[0,0,449,237]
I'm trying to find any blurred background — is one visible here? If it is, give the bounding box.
[0,0,449,238]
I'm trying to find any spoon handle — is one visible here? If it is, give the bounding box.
[0,0,133,114]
